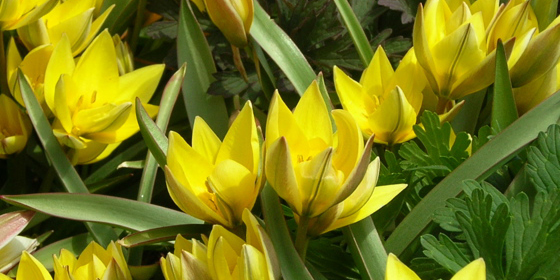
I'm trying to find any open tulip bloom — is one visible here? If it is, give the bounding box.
[165,102,261,229]
[265,81,407,254]
[42,30,164,164]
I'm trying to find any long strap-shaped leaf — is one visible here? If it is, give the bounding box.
[386,90,560,255]
[137,64,186,203]
[333,0,374,67]
[250,2,315,97]
[343,219,387,280]
[177,0,229,138]
[491,40,518,133]
[136,98,168,167]
[1,193,202,232]
[18,70,117,246]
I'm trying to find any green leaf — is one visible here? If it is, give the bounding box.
[1,193,203,232]
[119,224,211,248]
[492,40,518,133]
[385,90,560,256]
[177,0,229,138]
[531,0,559,31]
[527,125,560,193]
[101,0,140,34]
[333,0,373,67]
[18,70,117,246]
[505,190,560,279]
[307,238,360,279]
[84,140,147,185]
[343,218,387,280]
[250,1,316,96]
[137,64,186,203]
[136,99,167,167]
[399,111,470,182]
[261,184,314,280]
[420,234,471,272]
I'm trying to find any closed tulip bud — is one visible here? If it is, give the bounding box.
[113,35,134,75]
[165,102,261,228]
[17,0,114,56]
[0,0,58,30]
[0,211,39,273]
[0,94,31,158]
[190,0,253,47]
[43,30,164,163]
[385,253,486,280]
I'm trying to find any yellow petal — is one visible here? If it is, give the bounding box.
[332,109,364,179]
[92,102,158,144]
[72,30,119,106]
[293,80,333,151]
[181,250,212,280]
[239,245,267,280]
[368,87,417,145]
[115,64,165,103]
[385,253,421,280]
[413,4,440,94]
[360,46,394,95]
[216,102,259,174]
[168,131,214,192]
[333,66,374,135]
[74,103,133,142]
[44,34,75,113]
[207,159,258,227]
[4,0,58,30]
[165,166,228,226]
[265,91,308,162]
[265,137,302,215]
[510,23,560,87]
[192,116,222,164]
[207,225,245,280]
[190,0,206,12]
[47,8,94,51]
[73,5,115,55]
[15,44,54,108]
[161,253,181,280]
[6,38,22,96]
[451,258,486,280]
[16,251,52,280]
[390,48,424,113]
[53,74,74,134]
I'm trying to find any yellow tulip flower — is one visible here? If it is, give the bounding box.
[0,0,57,30]
[265,81,406,235]
[0,94,31,159]
[7,38,53,114]
[486,0,560,88]
[190,0,253,47]
[43,30,164,160]
[161,209,280,280]
[385,253,486,280]
[413,0,499,100]
[334,47,423,145]
[53,241,132,280]
[165,102,260,228]
[17,0,113,56]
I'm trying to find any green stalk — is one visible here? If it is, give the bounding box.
[0,30,9,95]
[294,215,310,260]
[129,0,147,52]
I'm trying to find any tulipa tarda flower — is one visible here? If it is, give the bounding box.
[265,81,406,250]
[385,253,486,280]
[17,0,113,56]
[0,94,31,158]
[413,0,500,102]
[161,209,280,280]
[190,0,253,47]
[165,102,261,229]
[0,0,58,30]
[42,30,164,164]
[53,241,132,280]
[0,251,51,280]
[335,47,462,145]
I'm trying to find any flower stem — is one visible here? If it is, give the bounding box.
[0,30,9,95]
[294,215,310,261]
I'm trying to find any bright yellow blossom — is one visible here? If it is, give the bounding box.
[385,253,486,280]
[413,0,500,100]
[0,0,58,30]
[190,0,253,47]
[161,209,280,280]
[265,81,406,235]
[17,0,113,56]
[43,30,164,163]
[7,38,53,113]
[165,102,260,228]
[53,241,131,280]
[11,251,52,280]
[0,94,31,158]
